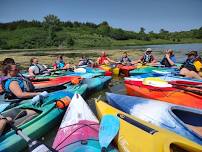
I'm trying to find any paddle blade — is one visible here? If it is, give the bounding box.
[99,115,120,150]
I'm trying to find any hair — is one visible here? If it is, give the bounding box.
[30,57,37,64]
[123,51,128,55]
[58,55,63,60]
[2,64,15,76]
[2,58,15,65]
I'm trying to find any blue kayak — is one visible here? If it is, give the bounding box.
[83,76,112,91]
[106,92,202,145]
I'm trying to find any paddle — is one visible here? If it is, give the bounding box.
[1,115,56,152]
[143,78,202,96]
[99,115,120,152]
[172,85,202,96]
[169,82,202,89]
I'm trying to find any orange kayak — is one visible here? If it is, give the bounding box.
[33,76,80,89]
[117,64,136,77]
[125,83,202,110]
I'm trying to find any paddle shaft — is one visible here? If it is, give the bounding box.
[170,82,202,89]
[1,115,56,152]
[173,85,202,96]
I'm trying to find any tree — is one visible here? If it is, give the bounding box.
[43,14,61,46]
[139,27,145,34]
[97,21,111,36]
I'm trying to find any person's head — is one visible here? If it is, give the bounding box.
[30,57,38,65]
[145,48,152,55]
[101,51,106,57]
[186,51,198,60]
[2,64,19,77]
[166,49,174,56]
[123,52,128,57]
[58,55,63,60]
[2,58,15,65]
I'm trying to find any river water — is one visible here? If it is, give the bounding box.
[124,43,202,63]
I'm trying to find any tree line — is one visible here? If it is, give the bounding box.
[0,14,202,49]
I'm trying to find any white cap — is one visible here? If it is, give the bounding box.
[146,48,152,52]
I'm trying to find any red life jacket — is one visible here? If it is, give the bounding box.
[99,56,108,65]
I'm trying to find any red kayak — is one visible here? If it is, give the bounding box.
[117,64,136,77]
[32,76,80,89]
[125,82,202,110]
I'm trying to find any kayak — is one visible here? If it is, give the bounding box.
[106,92,202,145]
[82,76,112,91]
[52,94,117,152]
[0,83,87,113]
[99,65,119,75]
[126,75,202,85]
[125,82,202,109]
[0,92,72,152]
[84,67,105,75]
[117,64,136,77]
[32,76,80,89]
[129,66,177,76]
[95,100,202,152]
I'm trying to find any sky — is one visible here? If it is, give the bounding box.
[0,0,202,33]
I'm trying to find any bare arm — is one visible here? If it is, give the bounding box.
[28,67,35,77]
[165,54,175,66]
[107,57,116,63]
[9,81,40,99]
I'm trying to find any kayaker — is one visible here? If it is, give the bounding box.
[119,52,132,65]
[1,63,41,99]
[97,51,116,65]
[133,48,157,65]
[160,49,176,67]
[53,55,70,70]
[180,51,202,79]
[29,57,49,76]
[78,55,94,67]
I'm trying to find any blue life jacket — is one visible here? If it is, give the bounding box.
[1,77,35,99]
[56,60,65,69]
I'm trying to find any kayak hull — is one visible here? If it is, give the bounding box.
[106,93,202,145]
[125,83,202,109]
[95,100,202,152]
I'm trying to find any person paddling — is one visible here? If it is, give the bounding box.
[53,55,70,70]
[160,49,176,67]
[180,51,202,79]
[97,51,116,65]
[133,48,157,65]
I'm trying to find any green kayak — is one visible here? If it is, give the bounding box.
[0,91,72,152]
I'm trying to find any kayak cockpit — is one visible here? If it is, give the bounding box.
[171,107,202,138]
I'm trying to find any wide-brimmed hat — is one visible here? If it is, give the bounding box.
[185,51,198,56]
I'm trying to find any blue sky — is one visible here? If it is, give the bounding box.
[0,0,202,33]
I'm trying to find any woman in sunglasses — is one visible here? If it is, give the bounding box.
[1,63,41,99]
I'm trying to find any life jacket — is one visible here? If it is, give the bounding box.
[30,64,47,75]
[142,54,153,63]
[160,55,175,67]
[120,57,131,63]
[79,58,92,66]
[55,60,65,69]
[99,56,108,65]
[1,77,35,99]
[182,57,199,72]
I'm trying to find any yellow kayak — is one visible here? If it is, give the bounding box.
[95,100,202,152]
[100,65,119,75]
